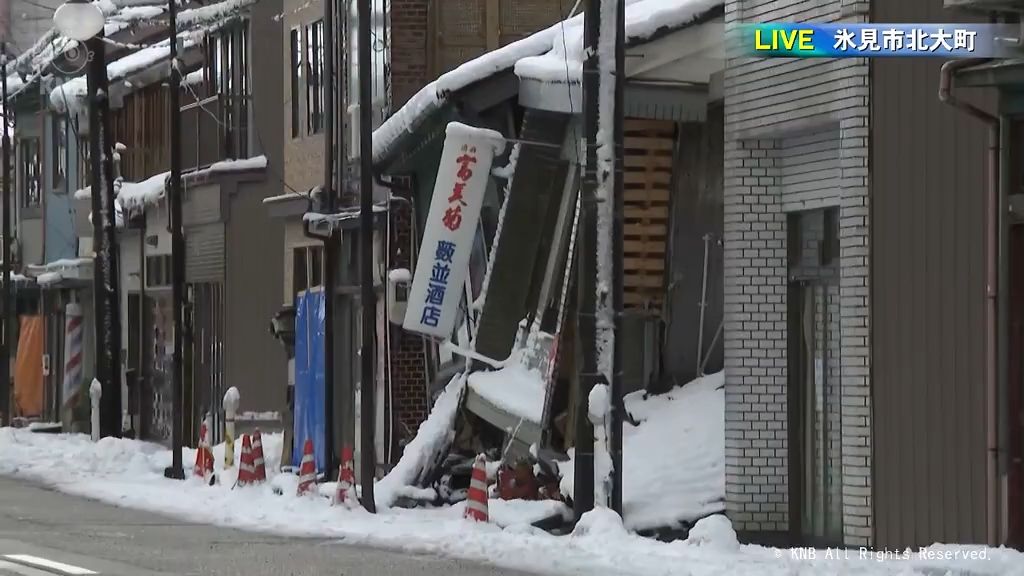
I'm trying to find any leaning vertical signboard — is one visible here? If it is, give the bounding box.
[404,122,505,338]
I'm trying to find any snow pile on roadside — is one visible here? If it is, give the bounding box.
[1,427,1023,576]
[559,371,725,531]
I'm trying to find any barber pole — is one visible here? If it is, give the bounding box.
[62,303,84,414]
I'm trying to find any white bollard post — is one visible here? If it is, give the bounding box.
[89,378,102,442]
[223,387,240,469]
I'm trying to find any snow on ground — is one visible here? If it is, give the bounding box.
[1,426,1022,576]
[559,372,725,531]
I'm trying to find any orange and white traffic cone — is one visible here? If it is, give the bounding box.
[251,428,267,482]
[464,454,489,522]
[236,434,257,487]
[296,438,316,497]
[193,414,215,484]
[333,445,356,506]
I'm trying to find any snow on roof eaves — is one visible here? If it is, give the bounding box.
[74,155,266,212]
[40,0,257,112]
[5,0,170,99]
[371,0,723,165]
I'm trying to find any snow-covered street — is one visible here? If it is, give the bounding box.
[1,428,1021,576]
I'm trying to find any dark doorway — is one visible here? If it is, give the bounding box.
[787,208,844,547]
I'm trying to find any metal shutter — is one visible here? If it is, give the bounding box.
[186,223,225,283]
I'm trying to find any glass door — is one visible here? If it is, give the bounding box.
[788,207,843,546]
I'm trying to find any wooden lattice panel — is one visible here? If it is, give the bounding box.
[623,118,675,311]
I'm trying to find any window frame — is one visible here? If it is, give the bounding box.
[51,115,68,193]
[305,19,324,136]
[289,27,302,139]
[18,137,42,209]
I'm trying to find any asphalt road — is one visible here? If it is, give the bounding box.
[0,476,535,576]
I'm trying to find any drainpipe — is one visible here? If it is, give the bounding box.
[939,58,1000,547]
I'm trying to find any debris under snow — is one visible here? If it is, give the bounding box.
[467,350,546,425]
[560,371,725,531]
[375,373,467,509]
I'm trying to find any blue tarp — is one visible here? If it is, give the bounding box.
[293,290,326,471]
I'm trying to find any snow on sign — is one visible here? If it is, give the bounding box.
[404,122,505,338]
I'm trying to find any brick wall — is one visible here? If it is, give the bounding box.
[387,197,430,445]
[390,0,430,108]
[723,0,872,547]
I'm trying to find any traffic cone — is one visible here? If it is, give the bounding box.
[464,454,489,522]
[192,417,214,482]
[236,434,257,487]
[297,438,316,496]
[333,445,356,506]
[251,428,267,482]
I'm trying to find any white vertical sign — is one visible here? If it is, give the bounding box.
[403,122,505,338]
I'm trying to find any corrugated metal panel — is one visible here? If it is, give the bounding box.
[625,84,708,123]
[664,106,724,384]
[186,223,225,283]
[184,184,223,225]
[871,0,992,548]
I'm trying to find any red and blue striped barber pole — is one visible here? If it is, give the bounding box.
[62,303,84,412]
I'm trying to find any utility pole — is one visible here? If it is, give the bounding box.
[86,30,123,439]
[322,0,337,479]
[164,0,186,479]
[1,43,12,427]
[609,0,625,517]
[357,0,377,513]
[574,0,601,521]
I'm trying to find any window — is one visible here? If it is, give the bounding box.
[289,28,302,138]
[305,19,324,135]
[19,138,41,208]
[205,23,250,160]
[52,116,68,191]
[292,245,325,295]
[145,255,172,288]
[77,144,92,191]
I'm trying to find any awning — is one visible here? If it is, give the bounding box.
[24,258,94,289]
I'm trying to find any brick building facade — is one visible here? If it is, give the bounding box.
[723,0,872,547]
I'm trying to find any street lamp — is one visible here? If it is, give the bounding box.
[53,0,125,440]
[52,0,105,42]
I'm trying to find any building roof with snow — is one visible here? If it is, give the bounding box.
[6,0,257,112]
[371,0,723,167]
